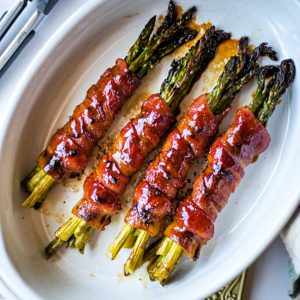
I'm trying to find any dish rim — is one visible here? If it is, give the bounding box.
[0,0,299,299]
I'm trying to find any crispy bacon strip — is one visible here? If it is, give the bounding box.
[125,94,223,235]
[147,59,294,286]
[72,94,175,229]
[38,59,140,180]
[45,26,233,259]
[23,3,200,210]
[165,107,270,259]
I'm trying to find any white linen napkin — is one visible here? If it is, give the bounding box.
[281,206,300,298]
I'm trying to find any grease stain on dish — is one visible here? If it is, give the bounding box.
[123,13,140,19]
[189,20,212,35]
[117,272,126,284]
[62,178,82,193]
[39,205,66,224]
[172,22,213,61]
[139,273,149,289]
[211,39,239,73]
[121,91,151,120]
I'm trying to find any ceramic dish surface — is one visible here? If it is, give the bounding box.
[0,0,300,299]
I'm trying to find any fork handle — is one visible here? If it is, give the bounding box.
[0,9,44,71]
[0,0,26,39]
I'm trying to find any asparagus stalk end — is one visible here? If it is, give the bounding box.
[109,224,135,260]
[45,215,94,258]
[45,237,66,259]
[21,172,55,208]
[123,230,150,275]
[147,238,183,285]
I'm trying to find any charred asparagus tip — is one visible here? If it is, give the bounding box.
[21,173,55,208]
[109,224,135,260]
[148,238,183,286]
[124,230,150,276]
[45,237,66,259]
[257,59,296,125]
[128,2,197,77]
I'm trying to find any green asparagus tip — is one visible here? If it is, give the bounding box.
[257,59,295,125]
[127,1,198,77]
[208,38,279,116]
[161,26,231,112]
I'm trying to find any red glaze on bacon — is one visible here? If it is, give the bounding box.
[73,94,175,229]
[165,107,271,259]
[38,59,141,181]
[125,94,222,236]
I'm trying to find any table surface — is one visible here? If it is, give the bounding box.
[0,1,292,299]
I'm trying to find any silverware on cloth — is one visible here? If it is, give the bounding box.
[281,206,300,299]
[0,0,57,71]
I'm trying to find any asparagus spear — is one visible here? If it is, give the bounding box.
[21,1,198,209]
[109,39,278,276]
[44,26,231,259]
[147,59,296,285]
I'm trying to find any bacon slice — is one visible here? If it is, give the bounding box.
[165,107,271,259]
[73,94,175,229]
[125,94,221,236]
[38,59,141,180]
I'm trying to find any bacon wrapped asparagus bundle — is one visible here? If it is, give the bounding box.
[109,38,278,275]
[45,26,231,258]
[147,59,295,285]
[22,1,199,209]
